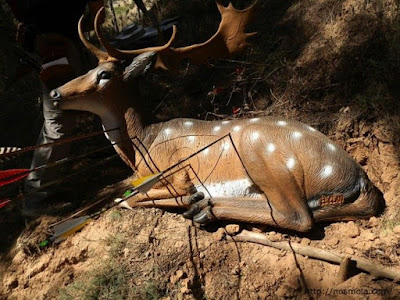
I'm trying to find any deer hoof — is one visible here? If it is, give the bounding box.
[185,191,205,205]
[183,204,200,219]
[193,207,215,225]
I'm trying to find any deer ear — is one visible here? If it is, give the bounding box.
[123,52,156,81]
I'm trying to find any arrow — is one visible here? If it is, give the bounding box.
[40,209,105,247]
[0,138,130,190]
[2,153,119,212]
[0,128,120,163]
[50,215,93,243]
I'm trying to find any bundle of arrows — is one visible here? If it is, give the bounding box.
[0,128,121,209]
[40,133,239,246]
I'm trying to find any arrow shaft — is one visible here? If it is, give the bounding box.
[8,153,119,203]
[0,137,131,188]
[0,127,120,161]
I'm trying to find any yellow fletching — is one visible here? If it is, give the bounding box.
[53,217,92,243]
[56,219,92,243]
[131,173,162,193]
[131,173,158,187]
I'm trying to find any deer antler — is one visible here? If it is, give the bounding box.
[155,1,258,71]
[78,13,109,62]
[79,2,257,66]
[94,7,177,60]
[78,7,177,62]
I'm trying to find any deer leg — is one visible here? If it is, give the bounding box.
[130,197,188,208]
[125,187,185,207]
[182,197,267,219]
[186,194,313,232]
[129,191,205,209]
[193,206,277,226]
[126,171,197,206]
[184,197,279,227]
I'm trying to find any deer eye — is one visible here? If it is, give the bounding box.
[97,70,112,82]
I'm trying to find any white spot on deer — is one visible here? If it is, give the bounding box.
[221,141,230,150]
[213,125,221,133]
[233,125,241,132]
[327,143,336,151]
[250,118,260,123]
[222,120,230,124]
[251,131,260,141]
[188,136,196,142]
[321,165,333,178]
[164,128,172,136]
[277,120,287,126]
[184,121,193,127]
[286,157,296,169]
[266,143,276,153]
[292,131,302,140]
[308,199,319,209]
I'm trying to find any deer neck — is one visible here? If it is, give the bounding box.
[98,96,162,172]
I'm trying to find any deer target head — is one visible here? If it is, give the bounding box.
[50,7,175,116]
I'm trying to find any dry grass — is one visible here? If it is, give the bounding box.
[58,230,165,300]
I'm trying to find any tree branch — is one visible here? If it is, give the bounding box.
[228,230,400,282]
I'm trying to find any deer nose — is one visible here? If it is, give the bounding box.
[50,89,61,107]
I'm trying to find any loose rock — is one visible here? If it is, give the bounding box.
[225,224,241,235]
[170,270,185,284]
[346,221,360,238]
[213,228,226,241]
[393,225,400,235]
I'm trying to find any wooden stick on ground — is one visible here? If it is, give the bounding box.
[338,256,352,283]
[228,230,400,282]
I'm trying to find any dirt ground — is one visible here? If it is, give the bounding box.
[1,0,400,299]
